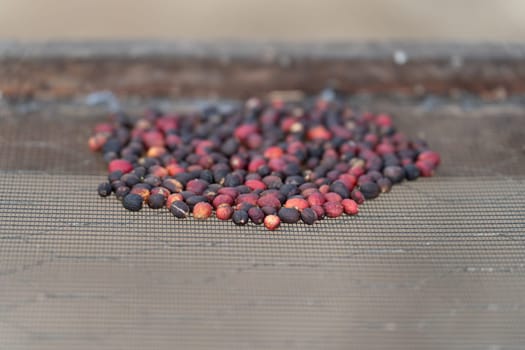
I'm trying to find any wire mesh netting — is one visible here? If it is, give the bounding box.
[1,101,524,176]
[1,174,524,349]
[1,102,525,349]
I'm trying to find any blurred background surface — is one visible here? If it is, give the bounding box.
[1,0,524,41]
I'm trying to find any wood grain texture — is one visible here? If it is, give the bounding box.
[2,42,525,100]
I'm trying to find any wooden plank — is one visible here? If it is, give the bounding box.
[2,42,525,99]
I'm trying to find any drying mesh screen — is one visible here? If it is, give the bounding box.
[0,103,524,177]
[0,104,524,349]
[1,174,524,349]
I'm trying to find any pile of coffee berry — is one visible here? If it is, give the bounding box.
[90,95,440,230]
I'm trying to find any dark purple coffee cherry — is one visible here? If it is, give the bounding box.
[404,164,420,181]
[300,208,317,225]
[122,193,143,212]
[359,182,380,200]
[278,207,301,224]
[170,200,189,219]
[97,182,112,197]
[232,210,249,226]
